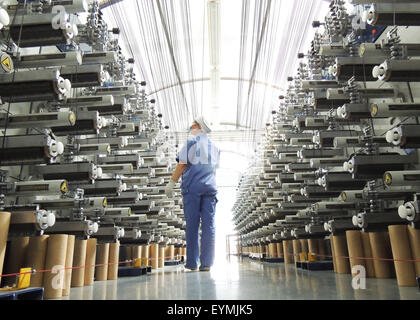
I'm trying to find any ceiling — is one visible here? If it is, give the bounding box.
[102,0,329,136]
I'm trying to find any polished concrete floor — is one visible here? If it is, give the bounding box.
[60,257,420,300]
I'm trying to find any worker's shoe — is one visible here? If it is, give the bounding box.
[183,265,198,271]
[199,266,211,272]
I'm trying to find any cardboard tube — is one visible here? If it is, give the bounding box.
[84,238,97,286]
[276,242,283,258]
[164,245,171,261]
[62,235,75,296]
[292,240,301,262]
[268,243,277,258]
[3,236,29,287]
[108,241,119,280]
[141,245,149,266]
[131,245,141,266]
[283,240,294,264]
[300,240,308,261]
[308,239,319,261]
[71,239,87,287]
[346,230,366,274]
[330,237,337,273]
[408,226,420,277]
[300,239,309,254]
[369,232,393,278]
[25,235,49,287]
[0,212,10,279]
[158,247,164,268]
[125,246,132,261]
[180,247,186,262]
[267,243,273,258]
[43,234,68,299]
[388,225,417,286]
[95,243,109,281]
[169,245,175,260]
[150,244,159,269]
[10,211,43,226]
[318,238,327,261]
[360,231,375,278]
[332,235,351,274]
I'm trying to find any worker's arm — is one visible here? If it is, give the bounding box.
[171,163,187,181]
[165,163,187,198]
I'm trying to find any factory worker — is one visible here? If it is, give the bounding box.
[165,116,220,271]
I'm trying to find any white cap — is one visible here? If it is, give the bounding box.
[47,212,56,227]
[64,79,72,92]
[398,205,408,220]
[56,141,65,155]
[194,116,212,133]
[40,212,56,228]
[0,9,10,29]
[96,167,103,178]
[72,23,79,37]
[362,10,369,22]
[372,65,386,79]
[352,215,359,226]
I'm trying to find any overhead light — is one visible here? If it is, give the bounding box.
[207,0,220,67]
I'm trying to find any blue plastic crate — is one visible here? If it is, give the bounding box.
[164,260,181,266]
[264,258,284,263]
[118,267,148,277]
[301,261,334,271]
[0,287,43,300]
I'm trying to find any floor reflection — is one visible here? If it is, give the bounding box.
[59,257,420,300]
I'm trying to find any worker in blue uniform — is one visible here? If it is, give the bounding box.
[165,116,220,271]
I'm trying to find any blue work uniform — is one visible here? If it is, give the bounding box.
[176,133,220,269]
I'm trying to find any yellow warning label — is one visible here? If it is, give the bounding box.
[1,56,12,72]
[384,173,392,186]
[61,181,68,193]
[17,268,31,289]
[371,104,378,116]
